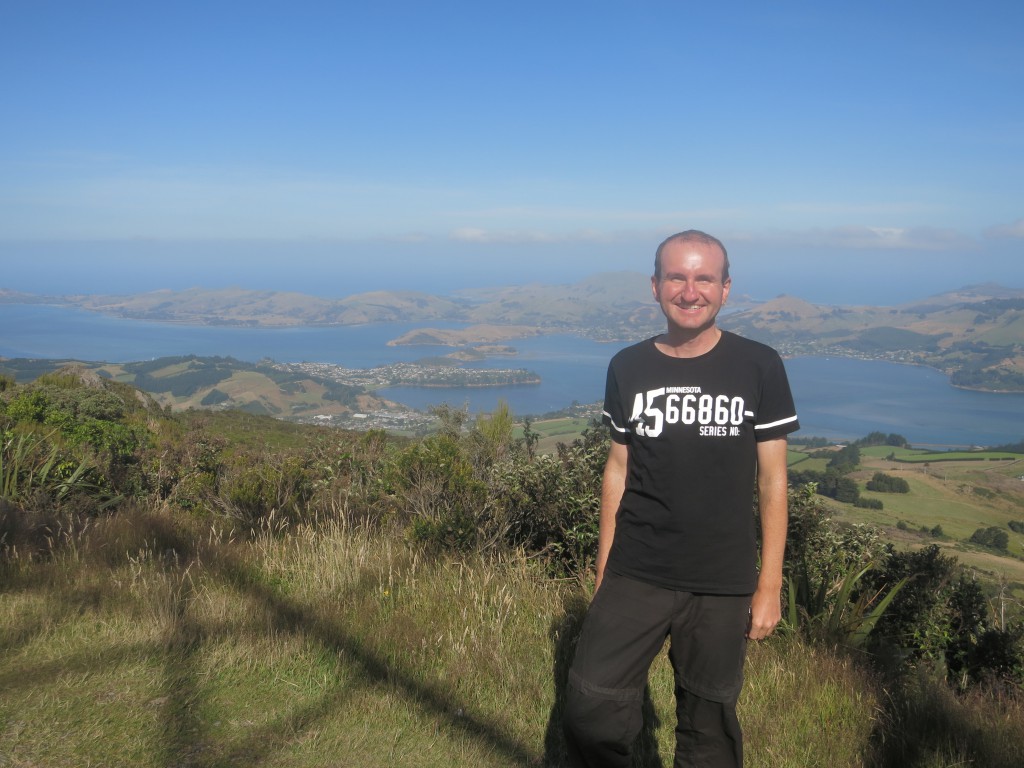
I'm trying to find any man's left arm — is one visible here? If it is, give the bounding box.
[748,437,789,640]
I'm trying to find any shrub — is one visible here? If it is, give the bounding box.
[392,432,490,552]
[489,426,606,574]
[781,484,905,648]
[827,444,861,473]
[212,452,316,533]
[970,527,1009,552]
[789,469,862,504]
[863,545,960,664]
[856,497,883,509]
[966,625,1024,689]
[866,472,910,493]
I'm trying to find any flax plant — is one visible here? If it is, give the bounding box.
[0,428,92,503]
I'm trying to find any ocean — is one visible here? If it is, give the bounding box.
[3,304,1023,449]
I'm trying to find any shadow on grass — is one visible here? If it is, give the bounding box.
[1,513,540,767]
[543,590,665,768]
[213,551,539,765]
[868,674,1024,768]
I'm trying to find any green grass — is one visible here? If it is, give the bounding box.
[3,508,1022,767]
[515,417,594,455]
[858,445,1024,462]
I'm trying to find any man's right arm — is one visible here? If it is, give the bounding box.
[595,440,628,591]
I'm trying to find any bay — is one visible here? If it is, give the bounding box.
[2,304,1023,449]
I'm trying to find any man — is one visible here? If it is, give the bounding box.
[563,230,799,767]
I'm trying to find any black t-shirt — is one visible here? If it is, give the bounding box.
[602,331,800,594]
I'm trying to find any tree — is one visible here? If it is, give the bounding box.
[866,472,910,493]
[827,444,861,473]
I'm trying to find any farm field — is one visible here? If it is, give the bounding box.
[789,445,1024,595]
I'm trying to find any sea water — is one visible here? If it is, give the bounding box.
[3,304,1023,448]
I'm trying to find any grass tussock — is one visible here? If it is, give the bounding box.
[2,512,1022,767]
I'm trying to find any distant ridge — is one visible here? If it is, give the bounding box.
[719,284,1024,392]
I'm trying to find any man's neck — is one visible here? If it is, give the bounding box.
[654,326,722,359]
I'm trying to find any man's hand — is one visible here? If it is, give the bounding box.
[746,587,782,640]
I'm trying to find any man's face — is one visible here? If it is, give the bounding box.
[651,239,731,335]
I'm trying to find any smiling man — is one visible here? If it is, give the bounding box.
[563,230,800,767]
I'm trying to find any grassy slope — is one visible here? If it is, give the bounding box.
[99,360,366,418]
[3,412,1023,767]
[788,446,1024,592]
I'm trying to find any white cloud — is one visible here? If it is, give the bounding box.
[984,219,1024,239]
[732,225,977,251]
[447,227,630,245]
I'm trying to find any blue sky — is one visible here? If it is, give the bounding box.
[2,1,1022,304]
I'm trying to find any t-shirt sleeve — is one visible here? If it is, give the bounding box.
[602,359,631,444]
[754,353,800,441]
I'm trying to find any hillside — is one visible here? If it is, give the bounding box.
[2,372,1022,767]
[720,284,1024,392]
[0,355,543,433]
[55,287,468,327]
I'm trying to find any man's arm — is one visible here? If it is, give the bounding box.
[749,437,789,640]
[594,440,628,591]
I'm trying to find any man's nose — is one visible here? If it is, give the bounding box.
[679,281,700,300]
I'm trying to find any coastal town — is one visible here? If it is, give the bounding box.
[283,360,540,390]
[276,359,543,432]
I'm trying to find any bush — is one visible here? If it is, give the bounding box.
[827,444,861,473]
[967,625,1024,689]
[789,469,862,504]
[392,432,490,552]
[221,461,301,528]
[490,425,606,574]
[969,527,1009,552]
[862,545,966,667]
[781,484,902,648]
[866,472,910,493]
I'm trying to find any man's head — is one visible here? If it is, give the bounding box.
[651,230,732,340]
[653,230,730,283]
